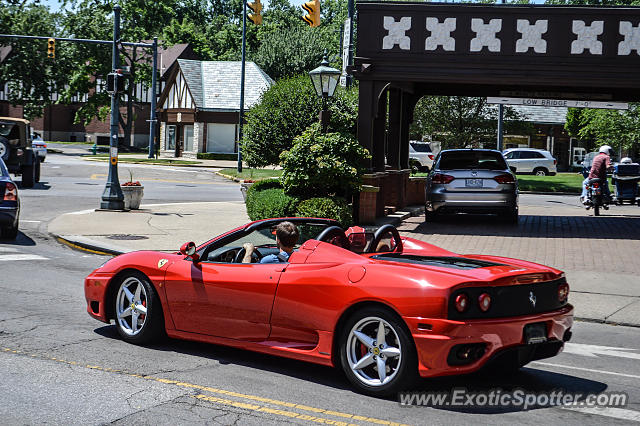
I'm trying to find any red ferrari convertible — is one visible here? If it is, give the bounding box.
[85,217,573,396]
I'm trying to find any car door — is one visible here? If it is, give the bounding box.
[504,151,520,172]
[164,259,285,341]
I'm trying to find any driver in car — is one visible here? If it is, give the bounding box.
[242,221,299,263]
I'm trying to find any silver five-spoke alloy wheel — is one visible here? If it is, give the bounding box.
[116,277,149,336]
[346,316,402,387]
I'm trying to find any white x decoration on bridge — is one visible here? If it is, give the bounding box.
[382,16,412,50]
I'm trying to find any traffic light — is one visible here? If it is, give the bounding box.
[302,0,320,28]
[106,71,126,94]
[247,0,262,25]
[47,38,55,59]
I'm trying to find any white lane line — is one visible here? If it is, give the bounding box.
[532,361,640,380]
[20,220,41,223]
[0,247,19,253]
[0,254,48,261]
[562,407,640,422]
[564,343,640,360]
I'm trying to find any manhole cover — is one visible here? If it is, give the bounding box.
[107,234,149,240]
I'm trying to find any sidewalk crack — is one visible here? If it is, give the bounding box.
[604,299,640,321]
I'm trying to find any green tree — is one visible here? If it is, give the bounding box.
[0,1,70,119]
[241,74,358,168]
[411,96,532,149]
[570,105,640,154]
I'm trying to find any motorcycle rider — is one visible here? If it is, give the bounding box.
[581,145,613,205]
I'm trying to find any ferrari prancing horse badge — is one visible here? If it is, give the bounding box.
[158,259,168,268]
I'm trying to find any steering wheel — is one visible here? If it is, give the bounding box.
[367,224,403,253]
[316,226,350,249]
[234,246,263,263]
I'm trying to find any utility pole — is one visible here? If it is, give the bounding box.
[101,4,124,210]
[148,37,158,159]
[237,0,247,173]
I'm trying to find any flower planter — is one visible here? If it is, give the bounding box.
[122,185,144,210]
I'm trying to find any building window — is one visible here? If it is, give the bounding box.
[166,125,176,150]
[206,123,237,153]
[184,125,194,152]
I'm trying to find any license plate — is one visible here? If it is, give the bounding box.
[524,322,547,344]
[465,179,483,188]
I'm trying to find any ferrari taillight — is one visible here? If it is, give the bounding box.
[494,174,515,184]
[3,182,17,201]
[478,293,491,312]
[558,283,569,303]
[455,293,469,313]
[432,173,455,185]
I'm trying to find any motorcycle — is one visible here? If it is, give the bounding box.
[583,178,609,216]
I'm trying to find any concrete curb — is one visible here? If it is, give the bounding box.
[55,235,123,256]
[215,172,243,182]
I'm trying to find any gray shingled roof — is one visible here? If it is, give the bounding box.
[509,105,568,125]
[176,59,273,111]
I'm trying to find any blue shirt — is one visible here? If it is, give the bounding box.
[260,251,291,263]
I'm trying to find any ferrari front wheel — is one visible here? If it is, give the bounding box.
[339,308,417,396]
[114,271,164,344]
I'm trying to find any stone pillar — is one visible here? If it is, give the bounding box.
[362,173,386,218]
[194,122,204,153]
[358,185,380,225]
[159,122,166,151]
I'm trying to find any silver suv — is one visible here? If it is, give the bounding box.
[425,149,518,223]
[503,148,557,176]
[409,141,435,172]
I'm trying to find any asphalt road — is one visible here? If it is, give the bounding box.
[1,153,639,425]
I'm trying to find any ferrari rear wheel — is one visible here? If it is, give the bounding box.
[340,308,417,396]
[114,271,164,344]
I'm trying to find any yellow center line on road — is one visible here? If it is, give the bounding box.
[89,173,229,185]
[1,347,410,426]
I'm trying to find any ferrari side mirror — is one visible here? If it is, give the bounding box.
[180,241,200,263]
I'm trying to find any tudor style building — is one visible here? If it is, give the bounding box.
[157,59,273,158]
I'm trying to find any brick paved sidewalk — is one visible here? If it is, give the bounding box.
[398,207,640,275]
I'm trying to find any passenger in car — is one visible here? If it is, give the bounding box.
[242,221,299,263]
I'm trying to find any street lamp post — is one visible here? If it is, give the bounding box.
[100,4,124,210]
[308,51,341,133]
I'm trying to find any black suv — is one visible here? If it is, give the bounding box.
[0,117,41,187]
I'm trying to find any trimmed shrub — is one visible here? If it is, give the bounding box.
[296,197,353,227]
[246,178,282,195]
[197,153,237,160]
[245,187,298,221]
[280,123,371,198]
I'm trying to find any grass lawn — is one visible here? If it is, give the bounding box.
[412,172,611,194]
[219,168,282,180]
[516,173,585,193]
